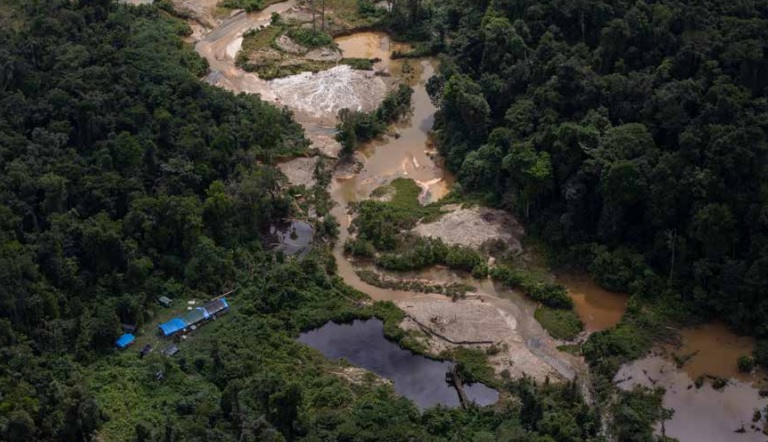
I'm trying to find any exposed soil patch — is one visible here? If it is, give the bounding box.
[275,34,307,54]
[412,207,524,252]
[331,366,392,387]
[270,65,387,120]
[305,46,343,61]
[396,297,563,382]
[278,156,320,187]
[170,0,226,28]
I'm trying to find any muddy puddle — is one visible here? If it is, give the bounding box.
[267,219,314,257]
[298,319,499,409]
[334,32,412,76]
[616,323,768,442]
[556,273,628,332]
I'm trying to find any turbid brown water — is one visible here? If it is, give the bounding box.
[556,273,628,332]
[616,322,768,442]
[673,321,757,381]
[617,355,768,442]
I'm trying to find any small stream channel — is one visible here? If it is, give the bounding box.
[298,319,499,409]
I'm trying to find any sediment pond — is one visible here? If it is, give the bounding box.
[616,323,768,442]
[556,273,628,332]
[298,319,499,409]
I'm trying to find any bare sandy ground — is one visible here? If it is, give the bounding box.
[171,0,224,28]
[396,295,575,382]
[190,1,385,150]
[278,156,320,187]
[412,206,525,253]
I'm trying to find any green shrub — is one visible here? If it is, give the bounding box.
[738,355,755,373]
[357,0,387,18]
[286,28,333,48]
[344,237,376,257]
[220,0,263,12]
[490,266,573,309]
[341,57,375,70]
[535,307,584,341]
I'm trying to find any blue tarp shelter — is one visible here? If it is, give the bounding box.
[184,307,209,325]
[158,318,187,337]
[116,333,135,349]
[157,298,231,337]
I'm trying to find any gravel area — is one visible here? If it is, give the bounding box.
[412,207,524,252]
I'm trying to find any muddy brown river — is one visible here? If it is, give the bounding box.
[121,1,768,437]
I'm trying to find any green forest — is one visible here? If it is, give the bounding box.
[2,0,767,440]
[0,1,621,441]
[420,0,768,349]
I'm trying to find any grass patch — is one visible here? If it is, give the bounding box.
[219,0,286,12]
[240,25,284,54]
[535,307,584,341]
[442,347,498,388]
[251,60,337,79]
[286,27,333,48]
[323,0,382,27]
[557,344,583,356]
[341,57,375,70]
[237,26,340,78]
[350,178,446,250]
[355,269,475,299]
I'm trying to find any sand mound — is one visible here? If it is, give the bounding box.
[412,207,524,252]
[270,65,388,119]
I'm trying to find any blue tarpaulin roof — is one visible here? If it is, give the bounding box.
[158,318,187,336]
[116,333,135,348]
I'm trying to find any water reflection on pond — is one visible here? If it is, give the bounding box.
[616,355,768,442]
[298,319,499,409]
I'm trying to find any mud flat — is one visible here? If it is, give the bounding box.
[615,321,768,442]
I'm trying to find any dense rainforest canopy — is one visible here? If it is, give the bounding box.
[5,0,767,439]
[0,1,624,442]
[423,0,768,346]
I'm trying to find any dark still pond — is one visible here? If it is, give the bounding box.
[267,219,314,258]
[298,319,499,409]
